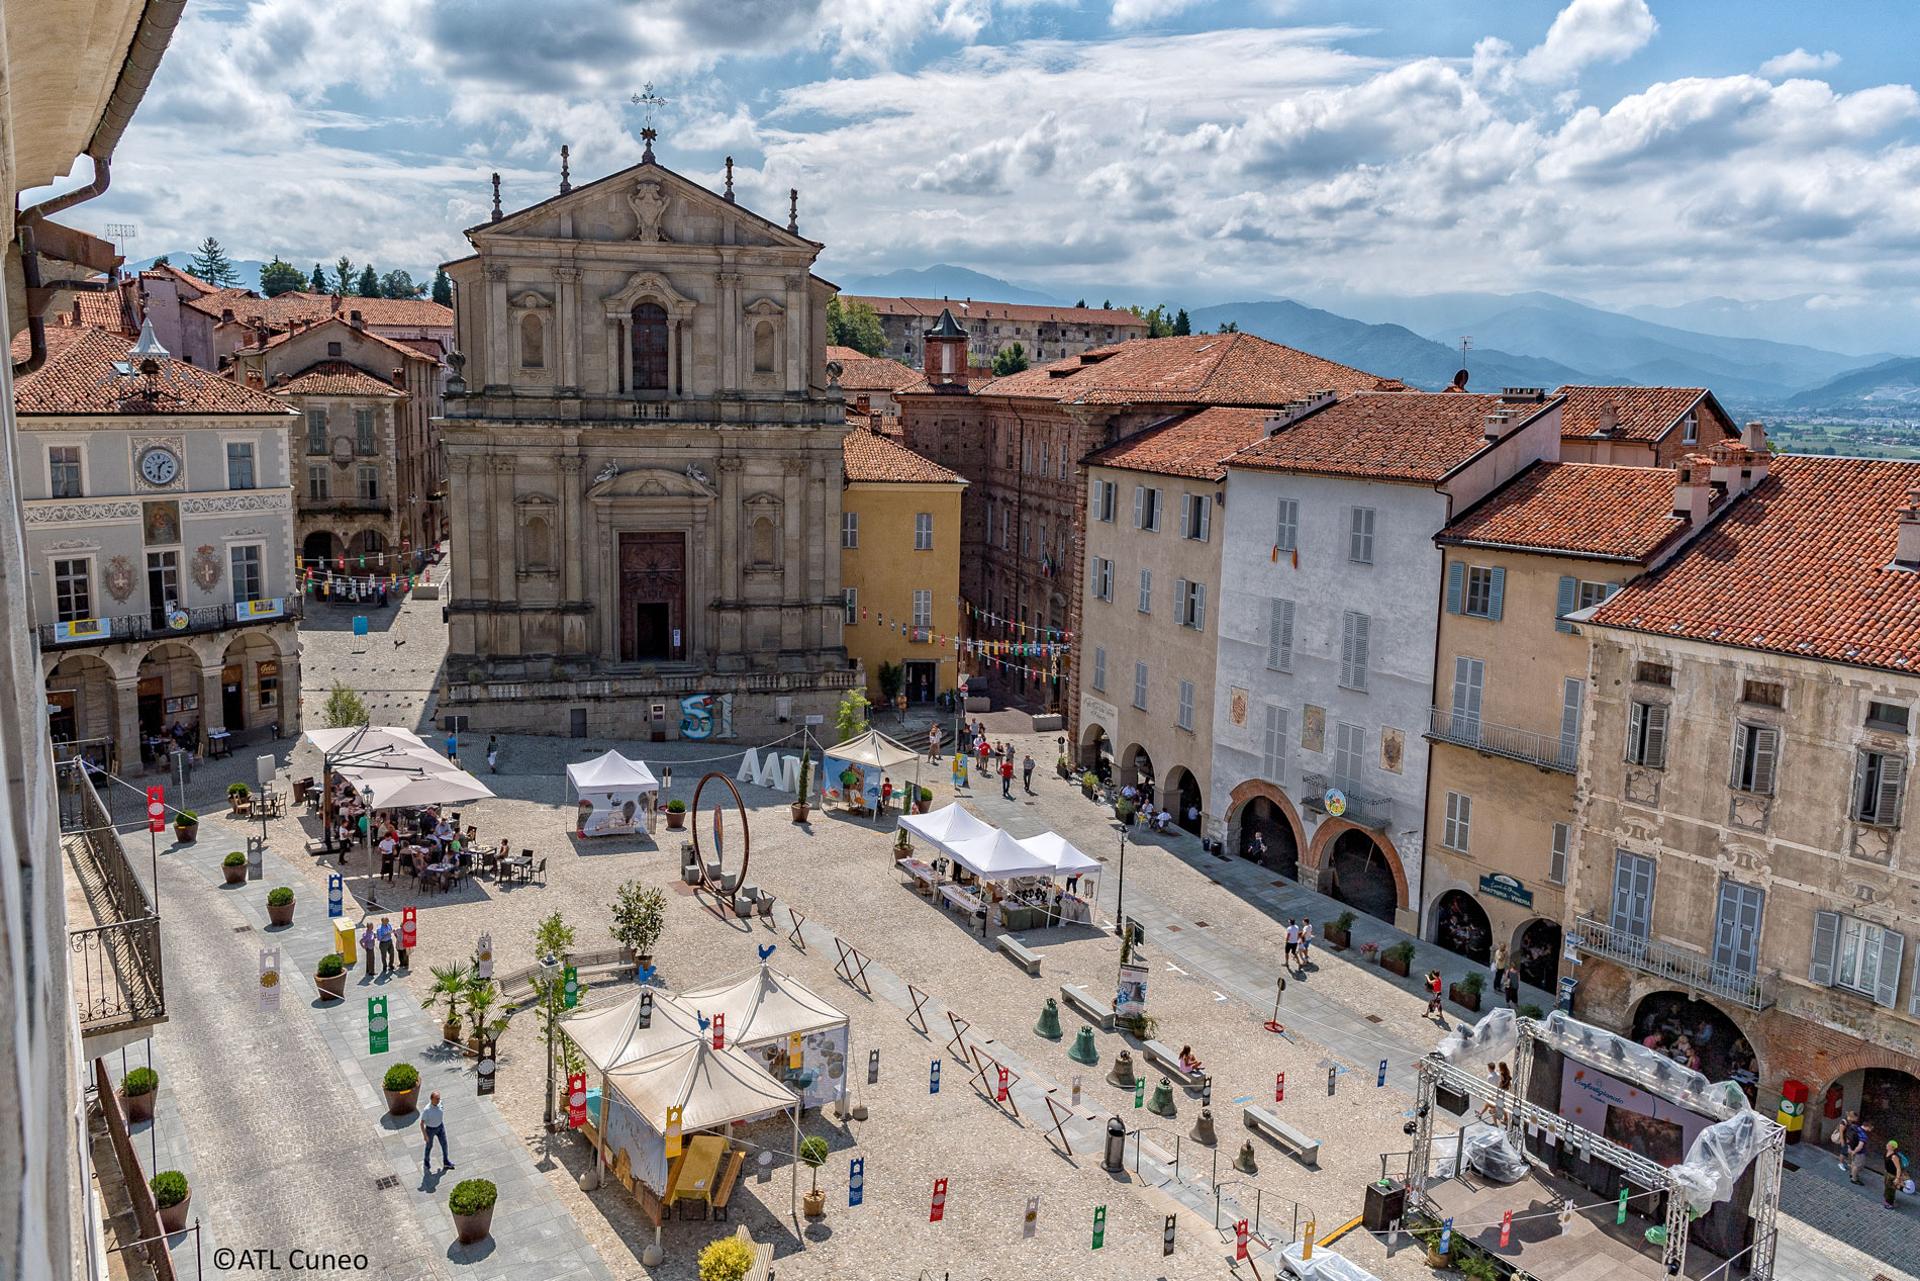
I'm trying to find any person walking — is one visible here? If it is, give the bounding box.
[1021,752,1035,794]
[421,1091,454,1174]
[1425,970,1445,1021]
[1502,965,1520,1007]
[999,755,1014,799]
[444,730,458,765]
[359,919,377,979]
[377,916,397,976]
[485,735,499,774]
[879,775,893,816]
[927,724,942,762]
[1298,921,1313,966]
[1847,1118,1873,1184]
[1284,920,1300,971]
[1886,1140,1905,1209]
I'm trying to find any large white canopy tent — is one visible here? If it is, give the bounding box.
[822,728,919,769]
[945,828,1057,881]
[302,725,430,756]
[897,802,995,857]
[1015,831,1101,881]
[565,749,660,837]
[335,756,495,810]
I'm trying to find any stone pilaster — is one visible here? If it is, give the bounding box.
[484,265,510,389]
[553,266,581,392]
[784,273,806,393]
[781,457,804,651]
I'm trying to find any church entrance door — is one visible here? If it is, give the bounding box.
[618,532,687,662]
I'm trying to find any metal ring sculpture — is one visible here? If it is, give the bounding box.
[689,771,751,896]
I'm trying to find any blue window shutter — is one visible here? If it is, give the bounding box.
[1446,562,1465,614]
[1488,567,1506,621]
[1809,910,1839,986]
[1555,576,1578,633]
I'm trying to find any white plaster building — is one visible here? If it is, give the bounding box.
[1208,389,1560,931]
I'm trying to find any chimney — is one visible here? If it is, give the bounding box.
[244,370,264,388]
[1671,456,1712,525]
[1598,403,1621,436]
[391,367,406,389]
[349,309,364,328]
[330,295,342,314]
[272,372,290,387]
[1263,390,1338,436]
[1482,409,1515,441]
[1499,387,1545,403]
[1899,489,1920,569]
[854,394,871,416]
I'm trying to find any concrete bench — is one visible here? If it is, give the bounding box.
[1060,983,1114,1032]
[1244,1106,1320,1168]
[1143,1039,1208,1092]
[996,934,1042,975]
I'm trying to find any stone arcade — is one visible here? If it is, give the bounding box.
[436,146,857,738]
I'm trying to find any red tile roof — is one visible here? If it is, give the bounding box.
[842,427,966,485]
[186,289,453,331]
[1441,462,1686,561]
[843,296,1145,328]
[1088,406,1276,481]
[1230,391,1553,483]
[16,326,294,417]
[139,263,221,295]
[968,333,1383,407]
[1588,455,1920,672]
[53,290,133,334]
[256,316,440,364]
[827,346,924,393]
[273,360,405,398]
[1555,385,1732,444]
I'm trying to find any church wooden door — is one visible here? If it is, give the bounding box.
[618,532,687,662]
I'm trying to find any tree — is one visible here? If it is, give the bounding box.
[151,254,170,268]
[322,681,368,728]
[833,687,870,741]
[379,269,418,299]
[356,265,380,298]
[533,909,575,962]
[1075,298,1087,308]
[1172,308,1191,336]
[1216,321,1240,334]
[188,237,239,287]
[259,256,306,297]
[310,263,329,292]
[332,256,355,296]
[1101,299,1111,309]
[826,296,885,356]
[992,342,1029,376]
[430,267,452,306]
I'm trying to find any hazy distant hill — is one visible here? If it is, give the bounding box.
[1788,357,1920,410]
[837,264,1060,307]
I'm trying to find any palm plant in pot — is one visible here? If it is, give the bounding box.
[314,952,348,1000]
[120,1066,159,1124]
[222,851,247,885]
[791,752,811,824]
[265,885,295,926]
[609,880,666,969]
[427,962,470,1044]
[383,1062,421,1116]
[799,1135,830,1217]
[150,1169,190,1233]
[665,798,687,830]
[463,978,499,1052]
[449,1177,497,1244]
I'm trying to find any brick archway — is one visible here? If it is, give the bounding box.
[1225,778,1306,858]
[1305,818,1409,913]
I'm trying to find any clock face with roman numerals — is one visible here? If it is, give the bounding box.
[138,446,180,487]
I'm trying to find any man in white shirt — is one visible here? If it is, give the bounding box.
[1284,920,1301,970]
[421,1091,453,1174]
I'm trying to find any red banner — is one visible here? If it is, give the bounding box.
[1275,1072,1285,1102]
[401,906,417,949]
[1235,1219,1250,1261]
[146,786,166,833]
[996,1066,1009,1102]
[712,1013,725,1049]
[930,1177,947,1222]
[1500,1210,1512,1248]
[567,1072,588,1128]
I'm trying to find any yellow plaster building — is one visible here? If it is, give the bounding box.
[840,426,966,703]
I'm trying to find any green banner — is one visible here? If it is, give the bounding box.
[563,964,579,1009]
[1092,1205,1107,1250]
[1134,1078,1144,1108]
[1616,1185,1629,1225]
[368,995,389,1055]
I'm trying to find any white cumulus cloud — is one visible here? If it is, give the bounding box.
[1514,0,1658,85]
[1759,47,1841,78]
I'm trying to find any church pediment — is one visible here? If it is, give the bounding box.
[585,463,718,502]
[471,160,818,254]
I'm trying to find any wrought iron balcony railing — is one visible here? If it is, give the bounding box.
[58,761,165,1039]
[1427,707,1577,774]
[38,595,301,649]
[1572,914,1774,1011]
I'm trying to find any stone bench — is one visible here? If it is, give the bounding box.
[1143,1039,1207,1092]
[1244,1105,1320,1168]
[1060,983,1114,1032]
[996,934,1042,975]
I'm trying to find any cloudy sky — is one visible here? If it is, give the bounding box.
[82,0,1920,313]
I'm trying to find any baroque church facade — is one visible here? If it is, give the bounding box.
[436,148,858,738]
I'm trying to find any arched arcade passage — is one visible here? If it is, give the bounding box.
[1324,827,1400,924]
[1514,918,1562,991]
[1432,889,1492,965]
[1165,766,1203,834]
[1631,991,1760,1103]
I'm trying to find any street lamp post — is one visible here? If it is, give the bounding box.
[1115,826,1128,940]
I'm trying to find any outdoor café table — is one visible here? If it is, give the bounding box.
[671,1135,727,1217]
[207,727,232,758]
[425,861,454,893]
[898,858,938,894]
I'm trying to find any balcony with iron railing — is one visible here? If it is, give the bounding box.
[1426,706,1577,774]
[58,760,165,1048]
[1301,771,1393,832]
[38,594,302,649]
[1571,914,1775,1011]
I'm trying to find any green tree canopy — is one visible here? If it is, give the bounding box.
[322,682,368,728]
[1172,308,1191,336]
[310,263,329,292]
[332,257,355,296]
[992,342,1029,375]
[259,256,306,297]
[356,265,381,298]
[188,237,239,287]
[1216,321,1239,334]
[151,254,170,268]
[826,296,886,356]
[1075,298,1087,308]
[430,267,452,306]
[379,269,419,299]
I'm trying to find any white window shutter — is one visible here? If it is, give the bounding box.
[1880,754,1906,827]
[1876,928,1906,1007]
[1133,485,1143,528]
[1752,727,1778,795]
[1809,909,1840,986]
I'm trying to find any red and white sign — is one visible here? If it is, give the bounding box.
[1274,1072,1285,1102]
[1500,1210,1512,1249]
[567,1072,588,1128]
[146,786,166,833]
[930,1177,948,1222]
[401,906,417,949]
[996,1065,1009,1102]
[712,1013,725,1050]
[1235,1219,1250,1261]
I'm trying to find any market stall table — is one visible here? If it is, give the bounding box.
[207,727,232,757]
[668,1134,727,1217]
[897,857,938,894]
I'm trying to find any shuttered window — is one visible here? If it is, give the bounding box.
[1609,850,1655,939]
[1334,722,1365,788]
[1626,701,1668,768]
[1730,722,1779,795]
[1339,611,1371,691]
[1091,646,1107,692]
[1442,792,1471,852]
[1266,598,1295,672]
[1854,750,1907,827]
[1815,910,1906,1007]
[1458,566,1504,619]
[1560,678,1584,764]
[1262,705,1289,779]
[1133,661,1149,711]
[841,511,859,548]
[1138,569,1152,613]
[1177,680,1195,731]
[1176,580,1205,630]
[1711,881,1764,979]
[1348,507,1375,564]
[1183,492,1211,541]
[1549,823,1569,885]
[1274,498,1299,552]
[1555,575,1579,633]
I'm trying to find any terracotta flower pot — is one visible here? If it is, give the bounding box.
[267,899,294,926]
[223,863,246,885]
[453,1205,493,1245]
[1449,984,1483,1013]
[1380,954,1411,978]
[121,1087,157,1124]
[1323,925,1351,951]
[156,1192,190,1234]
[790,802,809,824]
[665,810,686,830]
[385,1086,419,1117]
[174,821,198,845]
[315,969,347,1000]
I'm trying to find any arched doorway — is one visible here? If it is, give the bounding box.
[1325,828,1399,923]
[302,529,343,569]
[1514,918,1562,990]
[136,642,202,764]
[349,528,389,563]
[1824,1066,1920,1155]
[1120,743,1153,797]
[1166,767,1203,833]
[1238,797,1299,878]
[1079,721,1113,781]
[45,654,116,766]
[1432,890,1492,964]
[221,632,282,733]
[1631,992,1759,1103]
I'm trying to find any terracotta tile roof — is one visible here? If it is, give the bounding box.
[1230,391,1553,483]
[1088,406,1276,481]
[965,333,1383,407]
[826,346,923,393]
[139,263,220,294]
[16,325,294,417]
[256,316,440,364]
[52,291,132,334]
[1441,462,1686,561]
[1587,455,1920,672]
[186,289,453,331]
[1555,385,1733,444]
[842,427,966,485]
[842,296,1145,328]
[273,360,405,398]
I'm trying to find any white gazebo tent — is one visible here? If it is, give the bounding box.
[302,724,441,854]
[897,801,995,857]
[675,964,852,1109]
[564,749,660,837]
[1016,831,1101,883]
[820,727,920,811]
[945,828,1056,881]
[335,756,496,810]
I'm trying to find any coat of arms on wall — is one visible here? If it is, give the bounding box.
[1229,687,1249,728]
[190,544,223,591]
[628,180,670,243]
[1380,727,1405,774]
[104,555,136,602]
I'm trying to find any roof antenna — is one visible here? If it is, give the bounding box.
[723,156,735,203]
[490,172,502,222]
[559,145,571,195]
[1452,336,1471,390]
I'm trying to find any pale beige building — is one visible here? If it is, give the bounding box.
[436,144,857,738]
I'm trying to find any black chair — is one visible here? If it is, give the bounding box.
[534,857,547,886]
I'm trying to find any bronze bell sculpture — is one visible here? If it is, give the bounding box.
[1148,1077,1177,1117]
[1035,998,1063,1041]
[1068,1025,1101,1065]
[1234,1139,1259,1174]
[1106,1049,1137,1088]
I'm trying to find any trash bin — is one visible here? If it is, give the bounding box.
[1778,1079,1808,1146]
[1104,1117,1127,1172]
[334,919,357,966]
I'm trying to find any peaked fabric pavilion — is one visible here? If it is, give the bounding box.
[601,1037,797,1133]
[674,964,848,1048]
[564,749,659,791]
[946,828,1056,881]
[897,802,995,855]
[822,727,920,769]
[1015,831,1101,878]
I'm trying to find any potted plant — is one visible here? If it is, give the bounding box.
[1450,971,1486,1013]
[912,785,932,815]
[698,1234,756,1281]
[1323,909,1357,951]
[226,781,251,814]
[174,809,199,844]
[1519,1002,1546,1020]
[894,828,913,860]
[428,962,470,1044]
[383,1062,421,1116]
[1359,941,1380,964]
[1081,771,1099,799]
[1057,753,1072,779]
[609,880,666,969]
[150,1170,190,1234]
[665,798,687,830]
[449,1177,497,1244]
[1416,1224,1450,1269]
[221,850,247,885]
[120,1066,159,1124]
[1114,798,1135,825]
[265,885,295,926]
[315,952,347,1000]
[792,752,811,824]
[799,1136,829,1218]
[1380,940,1415,978]
[464,978,498,1052]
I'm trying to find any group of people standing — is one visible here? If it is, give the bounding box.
[355,914,409,977]
[1839,1111,1914,1209]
